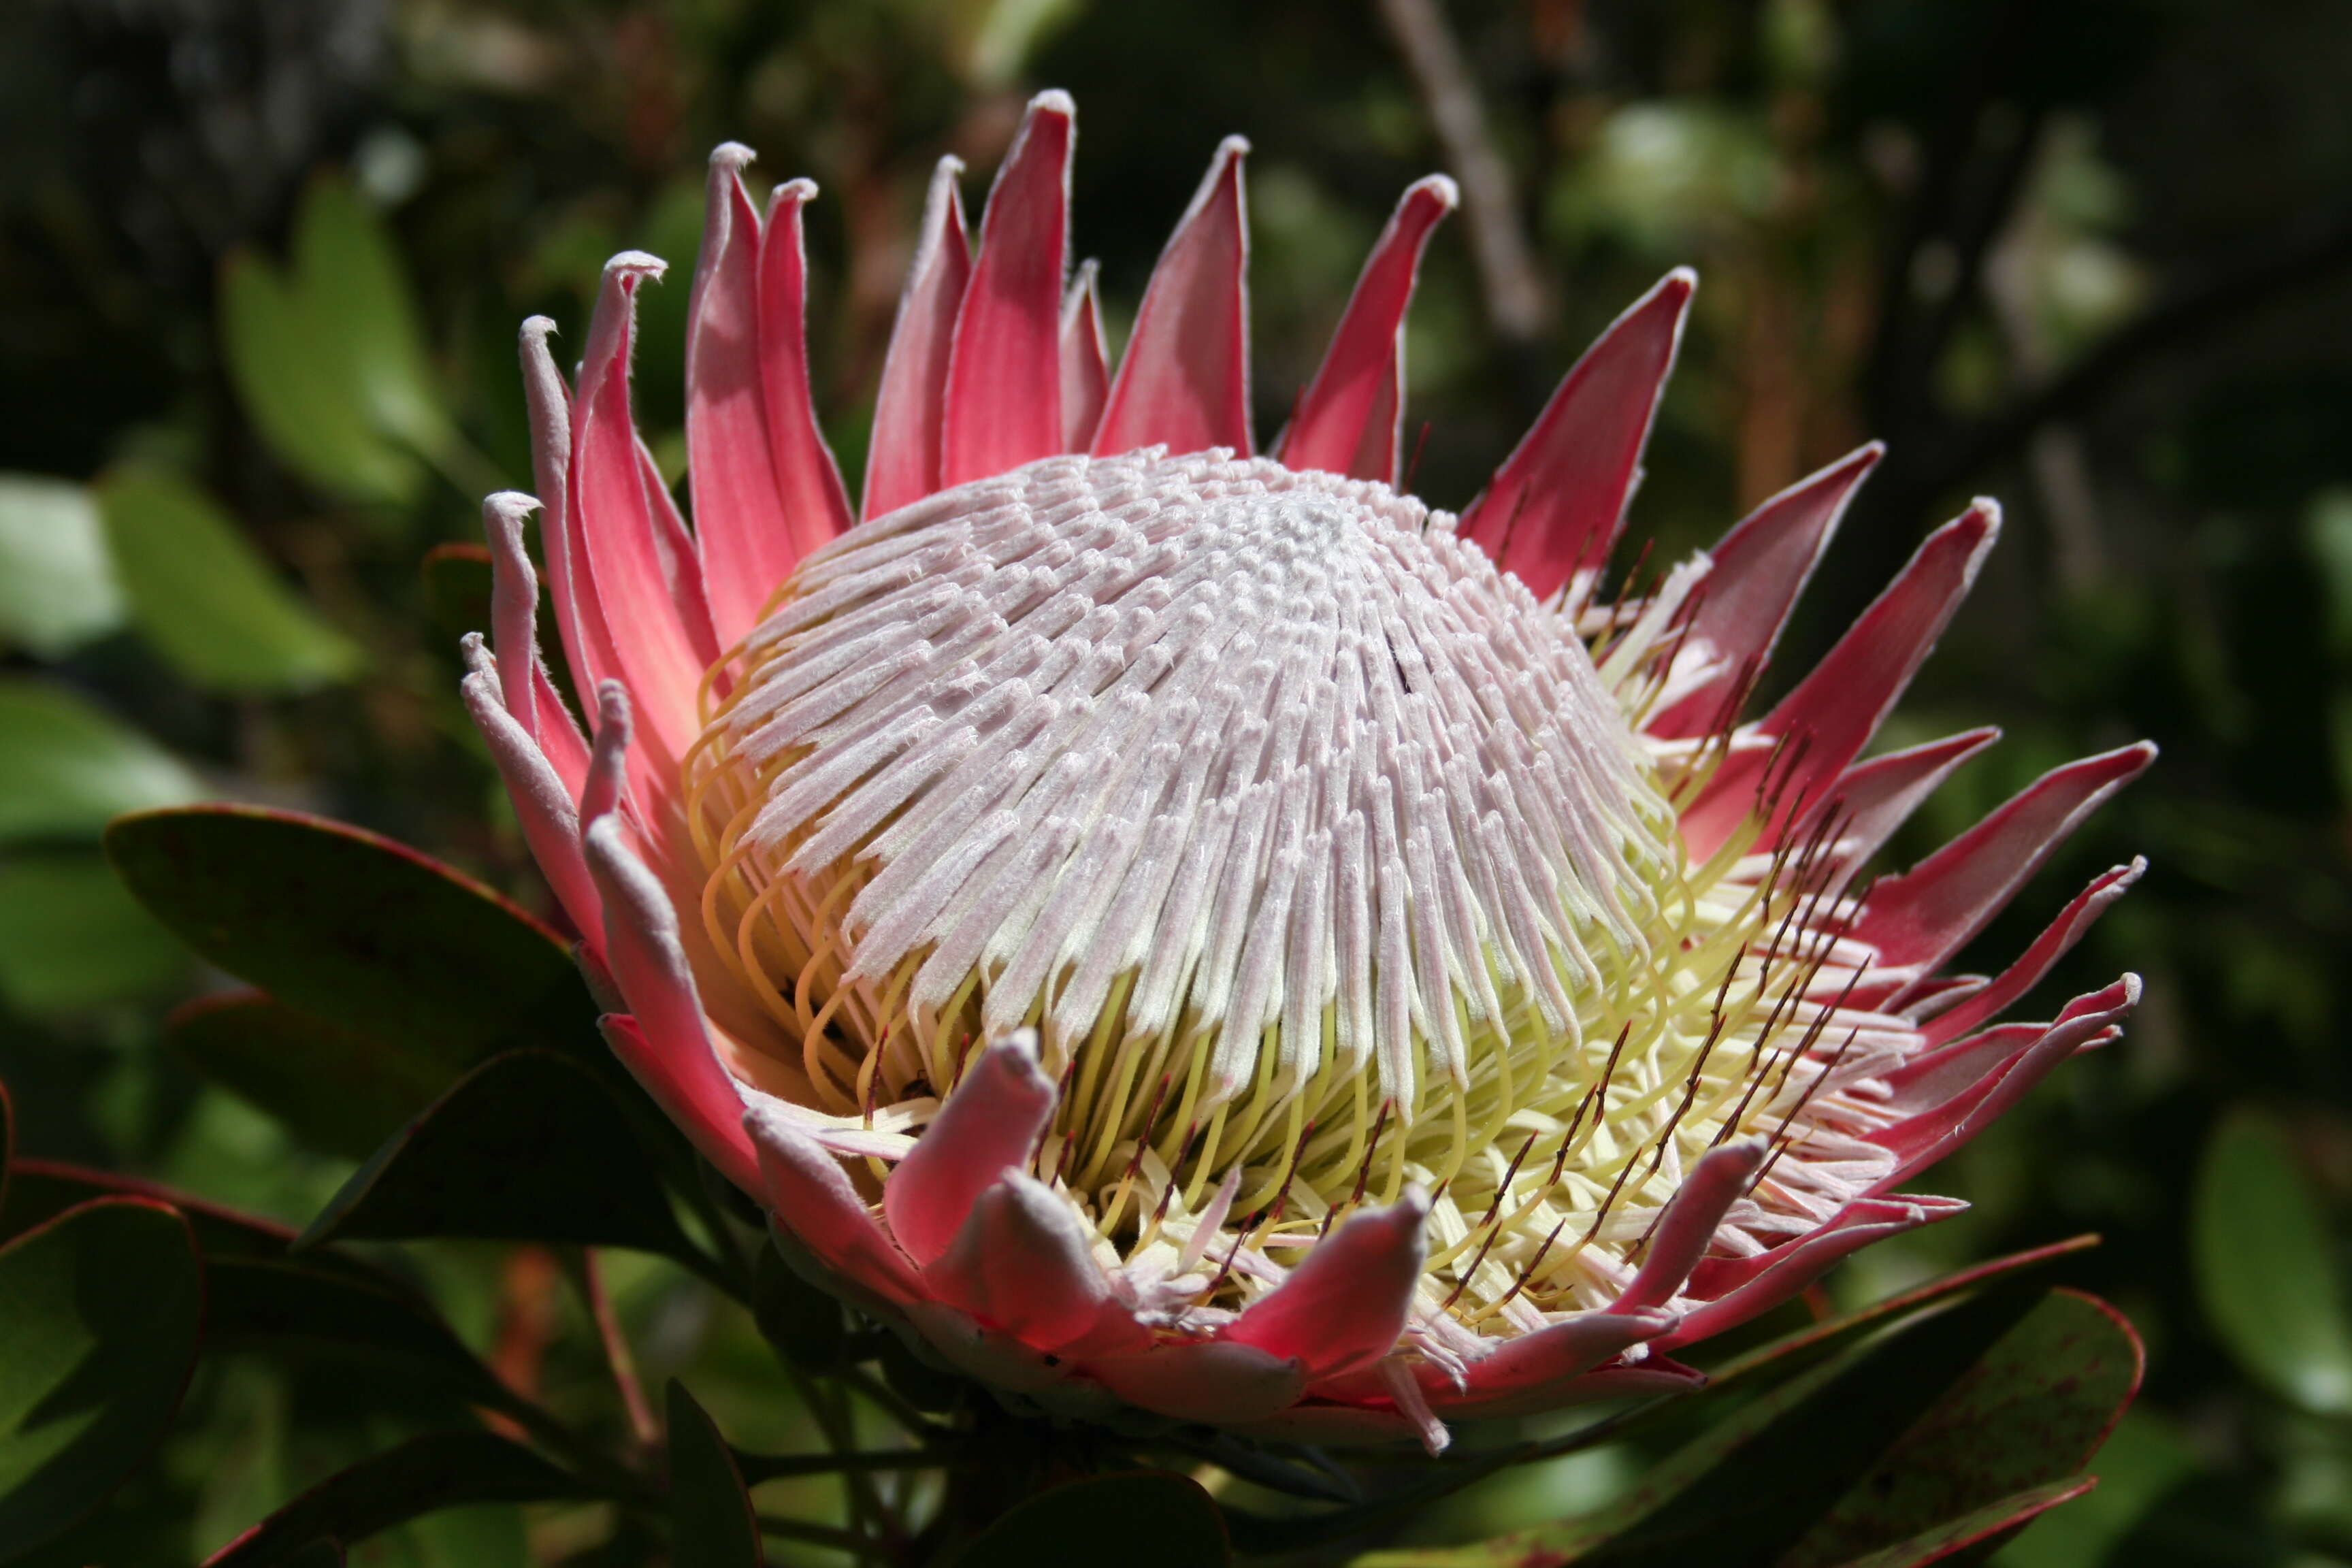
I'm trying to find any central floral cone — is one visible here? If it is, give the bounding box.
[459,88,2151,1452]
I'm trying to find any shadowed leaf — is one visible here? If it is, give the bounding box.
[298,1050,704,1269]
[951,1471,1231,1568]
[106,805,596,1067]
[169,992,455,1162]
[202,1257,506,1404]
[198,1431,590,1567]
[666,1382,758,1568]
[1777,1290,2142,1566]
[0,1198,201,1562]
[1827,1478,2095,1568]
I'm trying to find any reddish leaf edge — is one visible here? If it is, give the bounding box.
[1707,1233,2103,1386]
[3,1156,303,1248]
[0,1194,206,1553]
[1845,1476,2099,1568]
[103,803,572,954]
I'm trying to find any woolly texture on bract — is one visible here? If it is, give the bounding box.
[461,89,2151,1452]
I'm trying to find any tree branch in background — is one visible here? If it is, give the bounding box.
[1376,0,1552,370]
[1928,208,2352,500]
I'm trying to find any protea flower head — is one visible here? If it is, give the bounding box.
[459,90,2151,1452]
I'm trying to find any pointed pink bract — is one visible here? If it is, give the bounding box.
[1059,259,1109,451]
[569,257,709,762]
[1093,135,1253,459]
[882,1033,1056,1267]
[1680,500,2002,859]
[941,93,1073,487]
[1460,269,1695,603]
[1648,444,1883,738]
[687,146,802,645]
[865,156,971,521]
[1279,174,1456,485]
[1221,1189,1428,1382]
[754,180,854,576]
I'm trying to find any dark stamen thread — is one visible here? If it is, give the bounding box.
[1439,1130,1544,1311]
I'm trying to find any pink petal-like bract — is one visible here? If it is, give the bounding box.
[462,93,2150,1452]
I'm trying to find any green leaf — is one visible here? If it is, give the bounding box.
[1994,1409,2198,1568]
[1230,1239,2105,1562]
[0,1198,202,1563]
[0,853,187,1014]
[1777,1290,2143,1567]
[1831,1480,2095,1568]
[0,475,124,657]
[298,1050,703,1269]
[278,1541,345,1567]
[951,1471,1232,1568]
[105,805,596,1065]
[1701,1235,2104,1390]
[0,1158,327,1262]
[218,252,419,507]
[169,992,464,1162]
[0,680,201,844]
[200,1256,509,1410]
[289,179,451,464]
[751,1233,847,1372]
[666,1382,758,1568]
[1362,1283,2053,1568]
[95,468,363,693]
[2192,1105,2352,1415]
[0,1162,490,1420]
[199,1431,592,1567]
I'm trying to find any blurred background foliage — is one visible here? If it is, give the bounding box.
[4,0,2352,1561]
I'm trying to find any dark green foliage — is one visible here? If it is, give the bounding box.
[3,0,2350,1560]
[298,1049,709,1271]
[0,1199,201,1562]
[951,1471,1232,1568]
[665,1382,761,1568]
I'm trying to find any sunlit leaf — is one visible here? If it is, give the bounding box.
[199,1431,591,1567]
[0,1198,201,1563]
[666,1382,758,1568]
[2191,1105,2352,1416]
[218,250,419,507]
[0,853,186,1014]
[298,1050,704,1269]
[289,178,451,463]
[168,992,457,1163]
[0,680,201,845]
[951,1471,1231,1568]
[0,475,124,657]
[105,805,595,1064]
[94,469,362,694]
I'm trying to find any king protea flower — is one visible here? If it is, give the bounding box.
[459,91,2149,1452]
